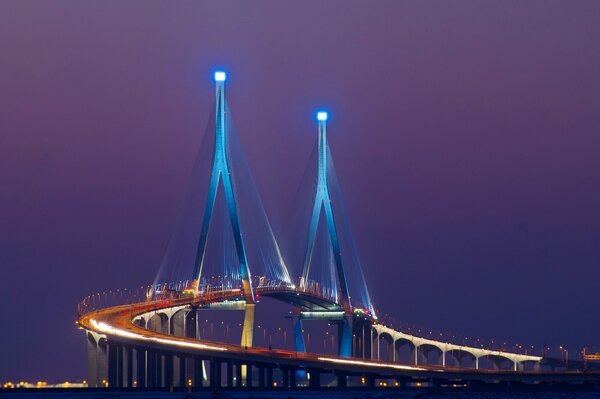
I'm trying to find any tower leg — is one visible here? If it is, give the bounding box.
[337,315,353,357]
[240,303,255,385]
[293,315,306,353]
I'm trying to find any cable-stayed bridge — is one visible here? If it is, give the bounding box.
[77,71,597,390]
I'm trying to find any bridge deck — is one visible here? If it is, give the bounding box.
[78,290,595,385]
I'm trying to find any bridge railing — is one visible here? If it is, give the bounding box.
[77,281,201,317]
[78,276,353,318]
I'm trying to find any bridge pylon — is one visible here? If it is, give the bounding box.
[191,71,255,347]
[300,111,353,356]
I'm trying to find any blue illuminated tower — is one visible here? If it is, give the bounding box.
[300,111,353,357]
[192,71,255,346]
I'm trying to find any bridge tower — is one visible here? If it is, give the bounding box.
[298,111,354,357]
[192,71,255,348]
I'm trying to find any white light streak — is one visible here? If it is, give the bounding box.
[90,319,227,352]
[317,356,427,371]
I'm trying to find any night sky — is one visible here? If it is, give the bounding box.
[1,1,600,382]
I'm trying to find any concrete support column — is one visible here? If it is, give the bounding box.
[282,368,290,388]
[266,367,273,387]
[164,315,171,335]
[418,346,427,365]
[185,308,197,338]
[442,351,446,367]
[97,339,108,387]
[184,312,202,386]
[226,361,233,387]
[116,345,124,387]
[336,372,347,387]
[241,304,256,348]
[146,350,157,388]
[156,353,164,387]
[413,345,419,365]
[86,333,98,387]
[308,369,320,388]
[258,365,265,388]
[193,357,204,387]
[164,353,174,388]
[107,341,119,388]
[135,347,146,388]
[293,314,306,353]
[178,355,186,387]
[245,364,253,387]
[366,373,376,388]
[172,353,180,386]
[210,358,221,388]
[371,332,379,360]
[337,315,353,357]
[289,368,296,388]
[475,356,480,370]
[235,363,243,388]
[124,346,133,387]
[171,311,184,337]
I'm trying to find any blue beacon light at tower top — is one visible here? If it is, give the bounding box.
[214,71,227,82]
[317,111,328,121]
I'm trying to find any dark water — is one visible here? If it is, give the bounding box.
[2,391,600,399]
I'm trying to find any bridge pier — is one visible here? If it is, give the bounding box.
[293,312,306,353]
[336,314,353,357]
[116,344,124,387]
[193,356,204,387]
[164,352,174,388]
[135,347,146,387]
[353,318,372,359]
[107,341,119,388]
[335,371,348,387]
[185,307,197,338]
[86,332,98,387]
[226,360,233,387]
[123,346,133,387]
[282,368,289,387]
[235,362,243,387]
[209,358,221,388]
[267,366,274,387]
[171,309,186,337]
[157,352,164,387]
[307,368,321,388]
[412,345,427,365]
[258,364,266,388]
[146,349,157,387]
[241,303,256,348]
[177,354,186,387]
[245,363,253,387]
[290,368,297,387]
[365,373,376,388]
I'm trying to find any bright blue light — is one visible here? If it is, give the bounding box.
[214,71,227,82]
[317,111,328,121]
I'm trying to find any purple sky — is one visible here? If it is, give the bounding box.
[1,1,600,381]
